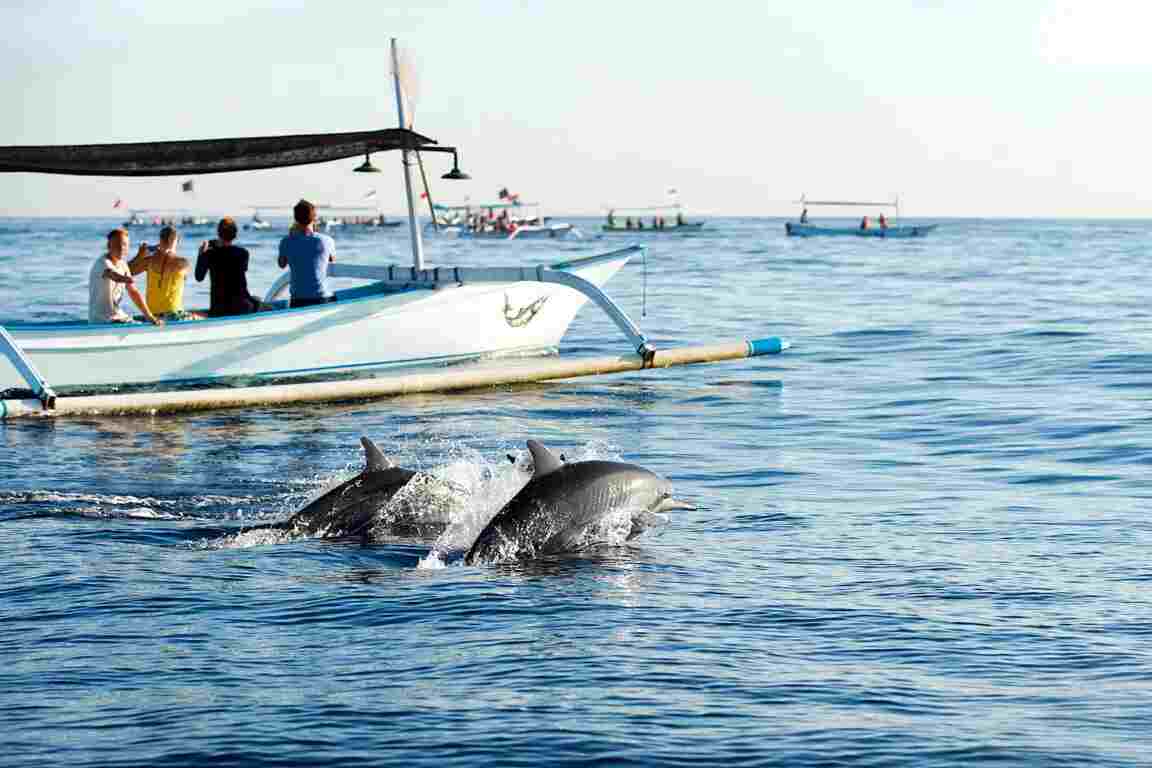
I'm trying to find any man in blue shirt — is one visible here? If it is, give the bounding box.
[278,199,336,308]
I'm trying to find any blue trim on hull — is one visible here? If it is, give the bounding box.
[48,345,560,394]
[785,222,937,238]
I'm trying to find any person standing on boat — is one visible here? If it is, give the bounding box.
[860,216,870,231]
[878,213,888,229]
[88,228,162,325]
[195,217,260,316]
[799,208,809,224]
[278,199,336,309]
[129,225,195,321]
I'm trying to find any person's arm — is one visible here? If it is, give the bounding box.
[128,245,151,275]
[172,256,191,275]
[125,283,162,325]
[277,240,289,269]
[102,267,134,284]
[194,249,208,282]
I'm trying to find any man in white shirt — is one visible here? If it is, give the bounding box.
[89,228,161,325]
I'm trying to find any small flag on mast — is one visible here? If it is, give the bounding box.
[181,179,194,193]
[363,189,377,200]
[113,198,122,209]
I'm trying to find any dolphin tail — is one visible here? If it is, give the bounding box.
[361,436,394,471]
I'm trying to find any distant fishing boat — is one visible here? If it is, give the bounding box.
[246,208,271,230]
[425,199,576,240]
[785,196,937,238]
[121,209,214,232]
[602,203,703,233]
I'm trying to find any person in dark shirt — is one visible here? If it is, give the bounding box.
[195,217,260,317]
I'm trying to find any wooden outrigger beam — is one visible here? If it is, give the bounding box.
[0,337,788,419]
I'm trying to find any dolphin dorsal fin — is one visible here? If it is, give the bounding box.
[527,440,564,477]
[361,436,393,471]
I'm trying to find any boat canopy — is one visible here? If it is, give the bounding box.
[607,203,684,214]
[0,128,438,177]
[433,201,537,211]
[798,197,898,208]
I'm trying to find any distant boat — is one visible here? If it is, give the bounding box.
[426,200,576,240]
[785,196,936,238]
[122,211,148,228]
[602,202,703,233]
[247,213,271,230]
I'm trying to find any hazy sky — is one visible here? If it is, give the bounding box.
[1,0,1148,218]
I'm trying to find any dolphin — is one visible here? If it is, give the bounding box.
[464,440,692,565]
[263,436,461,542]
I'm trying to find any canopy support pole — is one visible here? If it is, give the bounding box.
[0,324,56,409]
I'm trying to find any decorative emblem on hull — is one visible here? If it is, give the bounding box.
[503,293,549,327]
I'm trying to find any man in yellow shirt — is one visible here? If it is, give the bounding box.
[129,226,199,321]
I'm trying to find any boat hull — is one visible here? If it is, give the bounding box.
[425,223,574,240]
[785,222,937,238]
[602,222,704,233]
[3,251,628,391]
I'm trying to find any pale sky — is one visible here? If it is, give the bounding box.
[1,0,1148,218]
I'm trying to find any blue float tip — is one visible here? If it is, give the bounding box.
[746,337,790,357]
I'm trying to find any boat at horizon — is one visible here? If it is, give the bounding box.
[602,199,704,234]
[425,198,576,240]
[784,196,937,238]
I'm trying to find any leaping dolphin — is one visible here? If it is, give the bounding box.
[263,436,462,541]
[464,440,692,565]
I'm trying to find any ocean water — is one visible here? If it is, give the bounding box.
[2,217,1151,766]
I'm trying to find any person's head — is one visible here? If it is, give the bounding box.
[158,225,178,248]
[106,228,129,258]
[217,217,238,242]
[293,199,316,227]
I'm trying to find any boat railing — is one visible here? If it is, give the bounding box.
[261,245,654,359]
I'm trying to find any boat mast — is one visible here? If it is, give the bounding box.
[391,38,426,271]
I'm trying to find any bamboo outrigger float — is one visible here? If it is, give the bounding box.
[0,40,789,419]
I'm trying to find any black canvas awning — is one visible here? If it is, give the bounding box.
[0,128,438,176]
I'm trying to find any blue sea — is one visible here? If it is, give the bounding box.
[2,217,1151,766]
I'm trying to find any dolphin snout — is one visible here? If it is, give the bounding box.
[652,497,695,514]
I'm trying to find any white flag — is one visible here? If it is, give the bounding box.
[391,42,420,128]
[363,189,377,200]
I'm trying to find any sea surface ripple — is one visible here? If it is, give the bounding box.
[2,217,1151,766]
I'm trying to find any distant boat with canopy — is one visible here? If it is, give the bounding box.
[785,196,937,238]
[425,196,575,240]
[602,202,703,234]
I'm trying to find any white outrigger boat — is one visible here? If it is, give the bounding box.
[425,201,576,240]
[0,40,786,418]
